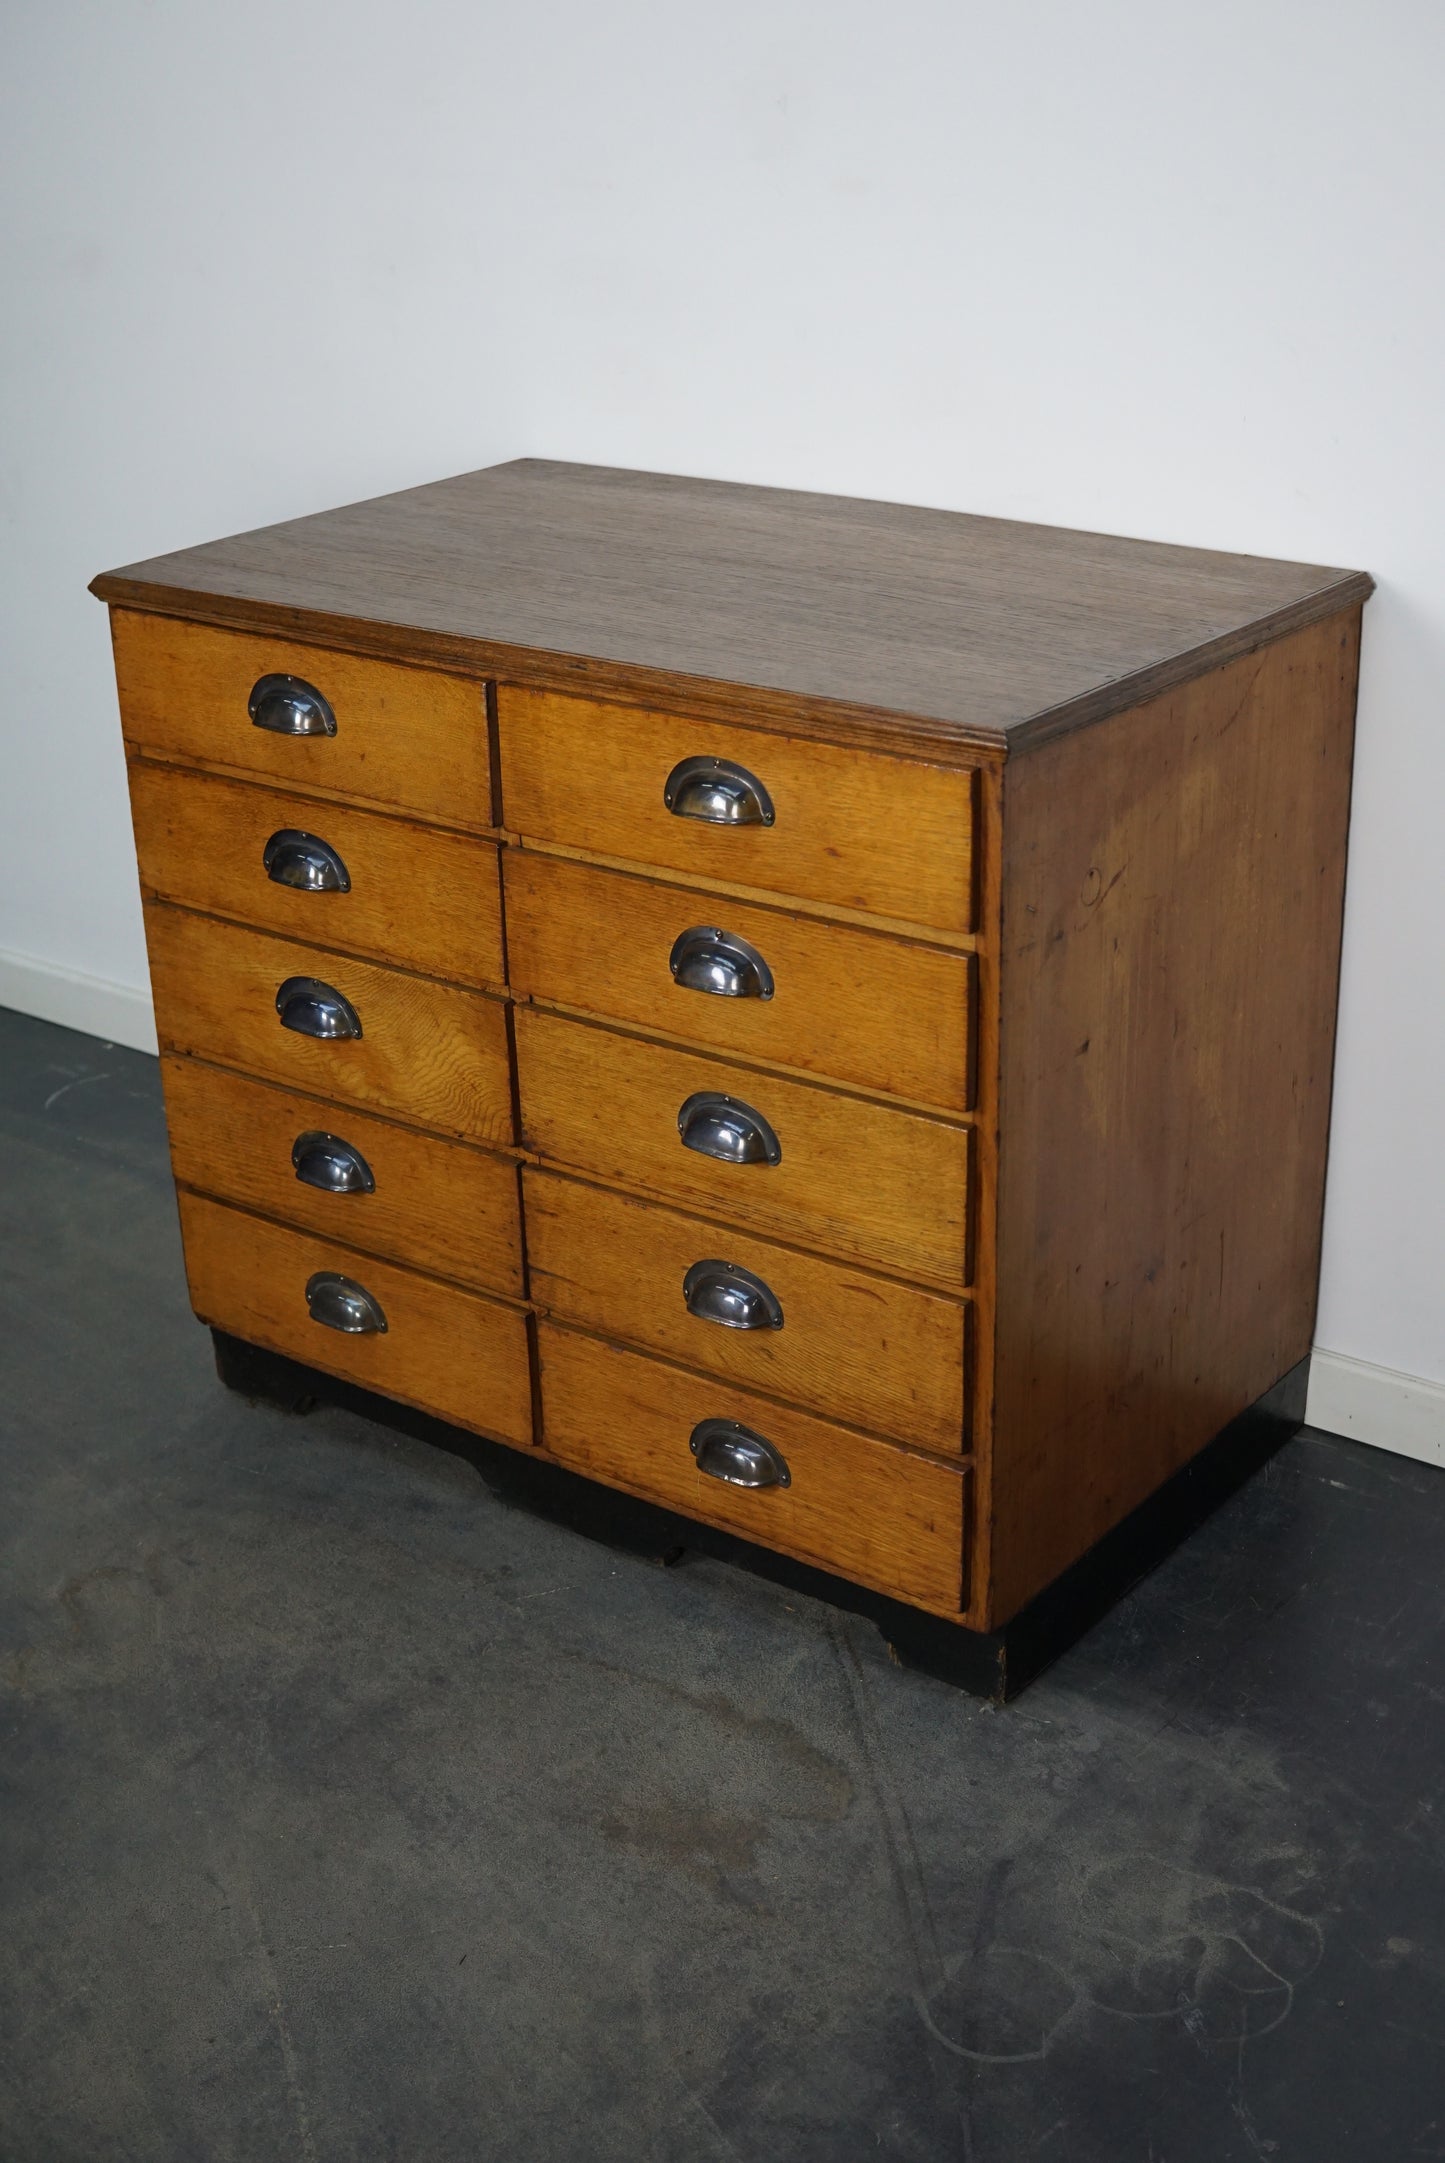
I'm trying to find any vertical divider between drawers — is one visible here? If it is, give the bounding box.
[484,678,505,832]
[962,751,1005,1624]
[491,678,546,1451]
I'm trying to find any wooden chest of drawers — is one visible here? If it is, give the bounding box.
[93,460,1370,1694]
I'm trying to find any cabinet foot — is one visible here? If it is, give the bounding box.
[212,1328,320,1414]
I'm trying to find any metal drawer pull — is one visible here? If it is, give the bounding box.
[669,925,774,1000]
[663,755,775,827]
[263,829,351,893]
[305,1270,387,1334]
[683,1259,784,1331]
[677,1091,781,1166]
[291,1130,376,1195]
[690,1417,791,1489]
[275,975,363,1039]
[249,673,337,737]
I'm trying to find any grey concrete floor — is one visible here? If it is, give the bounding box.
[3,1004,1444,2162]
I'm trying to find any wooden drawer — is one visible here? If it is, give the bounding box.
[505,851,975,1112]
[537,1323,967,1611]
[129,763,505,988]
[498,686,976,934]
[111,611,491,829]
[515,1006,971,1284]
[179,1192,533,1444]
[145,903,513,1146]
[525,1167,967,1452]
[163,1057,524,1297]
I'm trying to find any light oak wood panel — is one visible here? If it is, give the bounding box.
[524,1167,968,1452]
[162,1056,523,1296]
[504,851,975,1111]
[537,1322,967,1611]
[987,613,1364,1624]
[111,610,492,827]
[513,837,979,951]
[499,686,976,932]
[178,1192,533,1444]
[129,762,505,987]
[514,1006,970,1284]
[145,904,513,1145]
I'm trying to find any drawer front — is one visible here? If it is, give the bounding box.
[179,1192,533,1444]
[163,1057,524,1297]
[111,611,491,829]
[130,763,506,988]
[146,904,513,1146]
[537,1323,967,1611]
[515,1006,970,1284]
[499,686,976,933]
[505,851,975,1112]
[525,1167,967,1452]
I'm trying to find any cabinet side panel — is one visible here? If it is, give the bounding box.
[988,612,1362,1625]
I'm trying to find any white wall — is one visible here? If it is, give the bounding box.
[3,0,1441,1436]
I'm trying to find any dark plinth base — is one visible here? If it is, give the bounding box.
[211,1329,1309,1702]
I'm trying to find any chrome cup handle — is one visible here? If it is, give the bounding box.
[689,1417,791,1489]
[274,976,362,1040]
[677,1092,781,1166]
[249,674,337,737]
[263,829,351,892]
[669,925,774,1000]
[663,755,774,827]
[682,1259,784,1331]
[305,1271,387,1334]
[291,1131,376,1194]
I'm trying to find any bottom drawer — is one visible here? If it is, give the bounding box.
[536,1322,967,1613]
[179,1192,534,1446]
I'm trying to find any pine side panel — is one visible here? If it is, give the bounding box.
[986,612,1363,1625]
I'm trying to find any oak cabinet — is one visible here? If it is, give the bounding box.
[94,460,1368,1692]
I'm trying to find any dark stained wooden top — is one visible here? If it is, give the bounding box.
[92,459,1371,758]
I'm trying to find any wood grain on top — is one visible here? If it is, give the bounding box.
[92,459,1371,753]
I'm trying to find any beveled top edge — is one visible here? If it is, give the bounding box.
[91,458,1373,758]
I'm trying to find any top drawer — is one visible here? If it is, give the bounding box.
[110,612,492,831]
[498,687,977,934]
